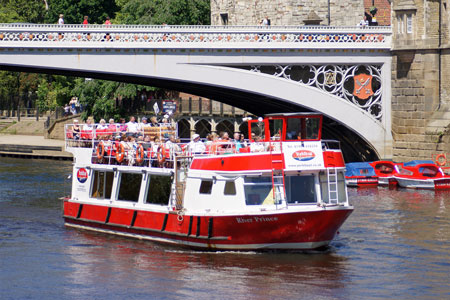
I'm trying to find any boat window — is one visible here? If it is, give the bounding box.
[419,167,438,177]
[376,164,393,174]
[224,181,236,195]
[250,121,265,141]
[199,180,213,194]
[243,176,273,205]
[118,173,142,202]
[285,175,316,204]
[269,119,283,141]
[286,117,320,140]
[146,175,172,205]
[359,168,370,175]
[90,170,114,200]
[319,171,347,204]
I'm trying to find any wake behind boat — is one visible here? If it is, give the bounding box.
[63,113,353,251]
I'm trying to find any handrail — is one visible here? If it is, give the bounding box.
[0,23,392,33]
[0,24,392,49]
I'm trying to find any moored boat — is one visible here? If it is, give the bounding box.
[345,162,378,187]
[63,113,353,251]
[369,160,400,186]
[394,160,450,190]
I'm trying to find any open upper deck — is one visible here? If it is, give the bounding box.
[64,114,344,172]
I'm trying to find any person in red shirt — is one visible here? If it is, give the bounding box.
[83,16,88,26]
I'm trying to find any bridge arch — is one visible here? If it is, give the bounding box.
[0,24,392,160]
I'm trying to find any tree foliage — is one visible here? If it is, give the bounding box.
[114,0,210,25]
[0,0,211,119]
[44,0,118,24]
[0,0,47,23]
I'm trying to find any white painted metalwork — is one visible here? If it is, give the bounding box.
[247,64,383,120]
[0,24,391,49]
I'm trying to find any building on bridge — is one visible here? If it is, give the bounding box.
[211,0,391,27]
[391,0,450,162]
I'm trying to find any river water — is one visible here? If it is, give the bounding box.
[0,157,449,300]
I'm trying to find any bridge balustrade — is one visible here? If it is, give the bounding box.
[0,24,391,49]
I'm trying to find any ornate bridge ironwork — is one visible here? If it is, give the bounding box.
[234,64,383,121]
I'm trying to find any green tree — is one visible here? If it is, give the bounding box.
[0,0,47,23]
[36,75,75,111]
[44,0,118,24]
[114,0,210,25]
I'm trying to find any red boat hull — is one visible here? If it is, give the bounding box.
[63,200,353,250]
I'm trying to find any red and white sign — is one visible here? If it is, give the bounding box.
[77,168,88,183]
[283,141,324,170]
[292,150,315,161]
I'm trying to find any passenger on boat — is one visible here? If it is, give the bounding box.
[123,136,137,166]
[72,120,81,140]
[250,136,265,152]
[107,118,117,135]
[233,133,244,152]
[165,134,181,155]
[187,134,206,155]
[208,133,220,154]
[83,118,94,131]
[149,116,159,127]
[98,119,108,130]
[218,131,233,153]
[150,136,161,167]
[140,117,151,134]
[126,116,141,137]
[118,118,128,135]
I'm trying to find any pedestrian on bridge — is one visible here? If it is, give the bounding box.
[58,14,64,25]
[83,16,89,25]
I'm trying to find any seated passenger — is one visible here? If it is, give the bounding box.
[187,134,206,155]
[126,116,141,137]
[250,136,265,152]
[118,118,128,135]
[72,119,81,140]
[107,118,117,135]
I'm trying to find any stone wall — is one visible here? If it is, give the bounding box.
[392,0,450,163]
[210,0,366,26]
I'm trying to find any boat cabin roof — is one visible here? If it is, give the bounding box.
[403,160,435,167]
[345,162,376,177]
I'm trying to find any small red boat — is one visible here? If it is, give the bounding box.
[369,160,400,187]
[394,160,450,190]
[63,113,353,251]
[345,162,378,187]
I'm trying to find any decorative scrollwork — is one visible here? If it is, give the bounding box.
[240,64,383,121]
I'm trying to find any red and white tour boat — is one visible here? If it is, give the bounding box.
[63,113,353,251]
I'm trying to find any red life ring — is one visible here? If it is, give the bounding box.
[116,143,125,163]
[157,146,166,164]
[96,142,105,160]
[136,144,144,164]
[435,154,447,167]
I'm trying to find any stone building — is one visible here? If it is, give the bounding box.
[391,0,450,162]
[211,0,391,26]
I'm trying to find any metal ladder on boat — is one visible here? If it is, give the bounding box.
[270,142,286,206]
[327,167,339,204]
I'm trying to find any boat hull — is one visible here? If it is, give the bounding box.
[394,177,450,190]
[345,177,378,188]
[63,200,353,251]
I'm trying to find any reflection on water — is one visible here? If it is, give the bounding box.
[0,157,449,300]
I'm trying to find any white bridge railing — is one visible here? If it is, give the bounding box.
[0,24,392,49]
